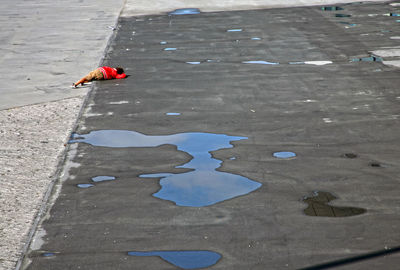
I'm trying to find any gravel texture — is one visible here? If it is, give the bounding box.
[0,98,84,270]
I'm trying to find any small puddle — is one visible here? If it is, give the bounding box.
[303,191,366,217]
[164,48,177,51]
[186,61,201,65]
[289,61,332,65]
[42,253,56,257]
[305,61,332,66]
[92,176,116,182]
[321,6,343,11]
[77,184,94,188]
[168,8,201,15]
[390,13,400,16]
[227,29,243,32]
[340,22,357,27]
[251,37,262,40]
[335,14,351,17]
[351,56,382,62]
[160,41,167,45]
[70,130,262,207]
[166,112,181,116]
[243,60,279,65]
[273,151,296,159]
[128,250,221,269]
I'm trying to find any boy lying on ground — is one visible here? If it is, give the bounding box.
[72,66,126,88]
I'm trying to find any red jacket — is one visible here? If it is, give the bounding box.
[99,66,126,80]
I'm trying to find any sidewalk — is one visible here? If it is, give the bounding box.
[0,1,124,269]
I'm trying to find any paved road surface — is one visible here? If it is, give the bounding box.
[21,2,400,269]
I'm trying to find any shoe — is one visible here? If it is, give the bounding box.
[72,83,77,88]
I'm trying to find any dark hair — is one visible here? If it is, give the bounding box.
[116,67,124,74]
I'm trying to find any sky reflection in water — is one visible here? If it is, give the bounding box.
[128,250,221,269]
[70,130,261,207]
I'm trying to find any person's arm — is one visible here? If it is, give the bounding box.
[74,76,89,86]
[116,73,126,79]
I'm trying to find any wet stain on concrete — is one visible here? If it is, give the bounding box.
[369,162,387,168]
[70,130,262,207]
[343,153,358,159]
[127,250,221,269]
[273,151,296,159]
[303,191,366,217]
[168,8,201,16]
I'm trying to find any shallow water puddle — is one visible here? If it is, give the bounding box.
[166,112,181,115]
[321,6,343,11]
[243,60,279,65]
[92,176,116,182]
[351,56,382,62]
[164,48,177,51]
[70,130,261,207]
[339,21,357,27]
[289,61,332,66]
[335,14,351,17]
[77,183,94,188]
[227,29,243,32]
[42,253,56,257]
[273,151,296,159]
[168,8,201,15]
[128,250,221,269]
[303,191,366,217]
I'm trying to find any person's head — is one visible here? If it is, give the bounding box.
[116,67,124,74]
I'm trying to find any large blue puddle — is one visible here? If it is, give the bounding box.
[128,250,221,269]
[70,130,261,207]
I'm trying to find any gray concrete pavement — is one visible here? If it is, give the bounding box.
[21,2,400,270]
[0,0,124,110]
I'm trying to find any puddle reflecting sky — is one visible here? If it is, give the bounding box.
[273,151,296,159]
[168,8,201,15]
[70,130,261,207]
[77,184,94,188]
[92,176,116,182]
[128,250,221,269]
[303,191,366,217]
[243,60,279,65]
[351,56,382,62]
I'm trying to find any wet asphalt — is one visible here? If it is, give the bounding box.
[22,2,400,270]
